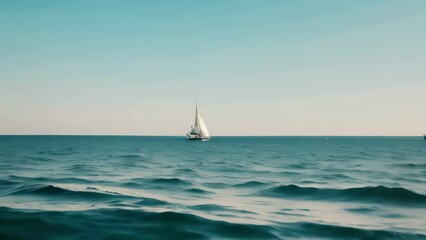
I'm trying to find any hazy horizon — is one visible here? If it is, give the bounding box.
[1,0,425,136]
[0,134,422,137]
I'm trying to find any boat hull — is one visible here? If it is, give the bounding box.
[187,136,210,141]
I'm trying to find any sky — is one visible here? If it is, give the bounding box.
[0,0,425,136]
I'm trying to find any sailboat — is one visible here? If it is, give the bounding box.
[186,104,210,141]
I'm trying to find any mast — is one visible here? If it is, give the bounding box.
[194,102,200,134]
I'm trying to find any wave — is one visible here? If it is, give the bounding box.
[321,173,350,180]
[0,179,19,187]
[117,154,145,159]
[63,164,96,172]
[190,204,230,211]
[133,198,169,206]
[10,184,133,201]
[0,180,21,195]
[121,178,193,191]
[7,184,170,208]
[345,207,407,218]
[189,204,256,215]
[286,163,316,169]
[148,178,191,186]
[7,175,112,186]
[393,163,426,168]
[0,207,277,239]
[280,222,426,240]
[1,206,424,240]
[260,185,426,206]
[279,171,301,176]
[37,148,75,156]
[202,182,229,189]
[345,207,380,214]
[174,168,200,176]
[233,180,268,188]
[185,188,211,194]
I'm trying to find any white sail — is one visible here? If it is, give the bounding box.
[196,113,210,137]
[187,104,210,139]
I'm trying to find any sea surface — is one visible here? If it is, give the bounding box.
[0,136,425,239]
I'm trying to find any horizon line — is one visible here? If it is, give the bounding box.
[0,134,423,137]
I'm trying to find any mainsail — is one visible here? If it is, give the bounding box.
[196,111,210,137]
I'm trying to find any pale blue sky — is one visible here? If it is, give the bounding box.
[0,0,425,135]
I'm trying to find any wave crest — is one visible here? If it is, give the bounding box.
[260,185,426,205]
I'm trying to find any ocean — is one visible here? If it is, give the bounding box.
[0,136,425,239]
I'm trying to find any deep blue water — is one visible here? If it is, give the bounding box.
[0,136,425,239]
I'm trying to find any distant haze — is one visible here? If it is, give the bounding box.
[1,0,425,136]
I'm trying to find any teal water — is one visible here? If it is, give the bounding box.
[0,136,425,239]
